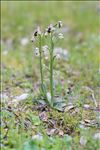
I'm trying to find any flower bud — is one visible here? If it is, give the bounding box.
[33,26,42,37]
[47,27,51,33]
[34,47,39,57]
[58,21,62,28]
[46,24,55,33]
[37,26,41,35]
[34,31,38,37]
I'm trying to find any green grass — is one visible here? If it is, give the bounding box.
[1,1,100,150]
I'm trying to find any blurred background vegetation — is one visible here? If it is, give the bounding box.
[1,1,100,97]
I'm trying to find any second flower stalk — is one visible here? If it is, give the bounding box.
[38,34,44,96]
[50,32,54,107]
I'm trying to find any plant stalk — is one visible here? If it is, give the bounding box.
[39,35,44,93]
[50,33,54,106]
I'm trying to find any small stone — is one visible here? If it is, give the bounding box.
[1,93,8,102]
[3,51,8,55]
[14,93,29,102]
[84,104,90,109]
[80,136,87,146]
[20,37,29,46]
[94,133,100,140]
[79,124,86,129]
[32,133,43,141]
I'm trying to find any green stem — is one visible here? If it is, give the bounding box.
[50,33,54,106]
[39,35,44,92]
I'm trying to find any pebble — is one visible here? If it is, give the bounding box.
[94,133,100,140]
[80,136,87,146]
[32,133,43,141]
[20,37,29,46]
[13,93,29,102]
[1,93,8,102]
[84,104,90,109]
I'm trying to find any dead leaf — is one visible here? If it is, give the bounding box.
[80,119,98,127]
[31,125,36,130]
[58,130,64,136]
[84,119,91,124]
[46,128,57,136]
[65,105,75,112]
[48,119,56,128]
[71,107,80,114]
[39,111,48,122]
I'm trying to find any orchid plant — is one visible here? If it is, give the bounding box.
[31,21,63,107]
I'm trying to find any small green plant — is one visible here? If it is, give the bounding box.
[31,21,63,107]
[24,134,72,150]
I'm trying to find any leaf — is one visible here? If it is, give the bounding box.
[37,99,46,105]
[39,84,47,97]
[54,102,66,111]
[24,140,38,150]
[28,114,41,126]
[53,97,66,111]
[54,96,66,103]
[64,134,72,142]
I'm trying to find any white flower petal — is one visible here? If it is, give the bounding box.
[58,21,63,28]
[58,33,64,39]
[44,32,48,36]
